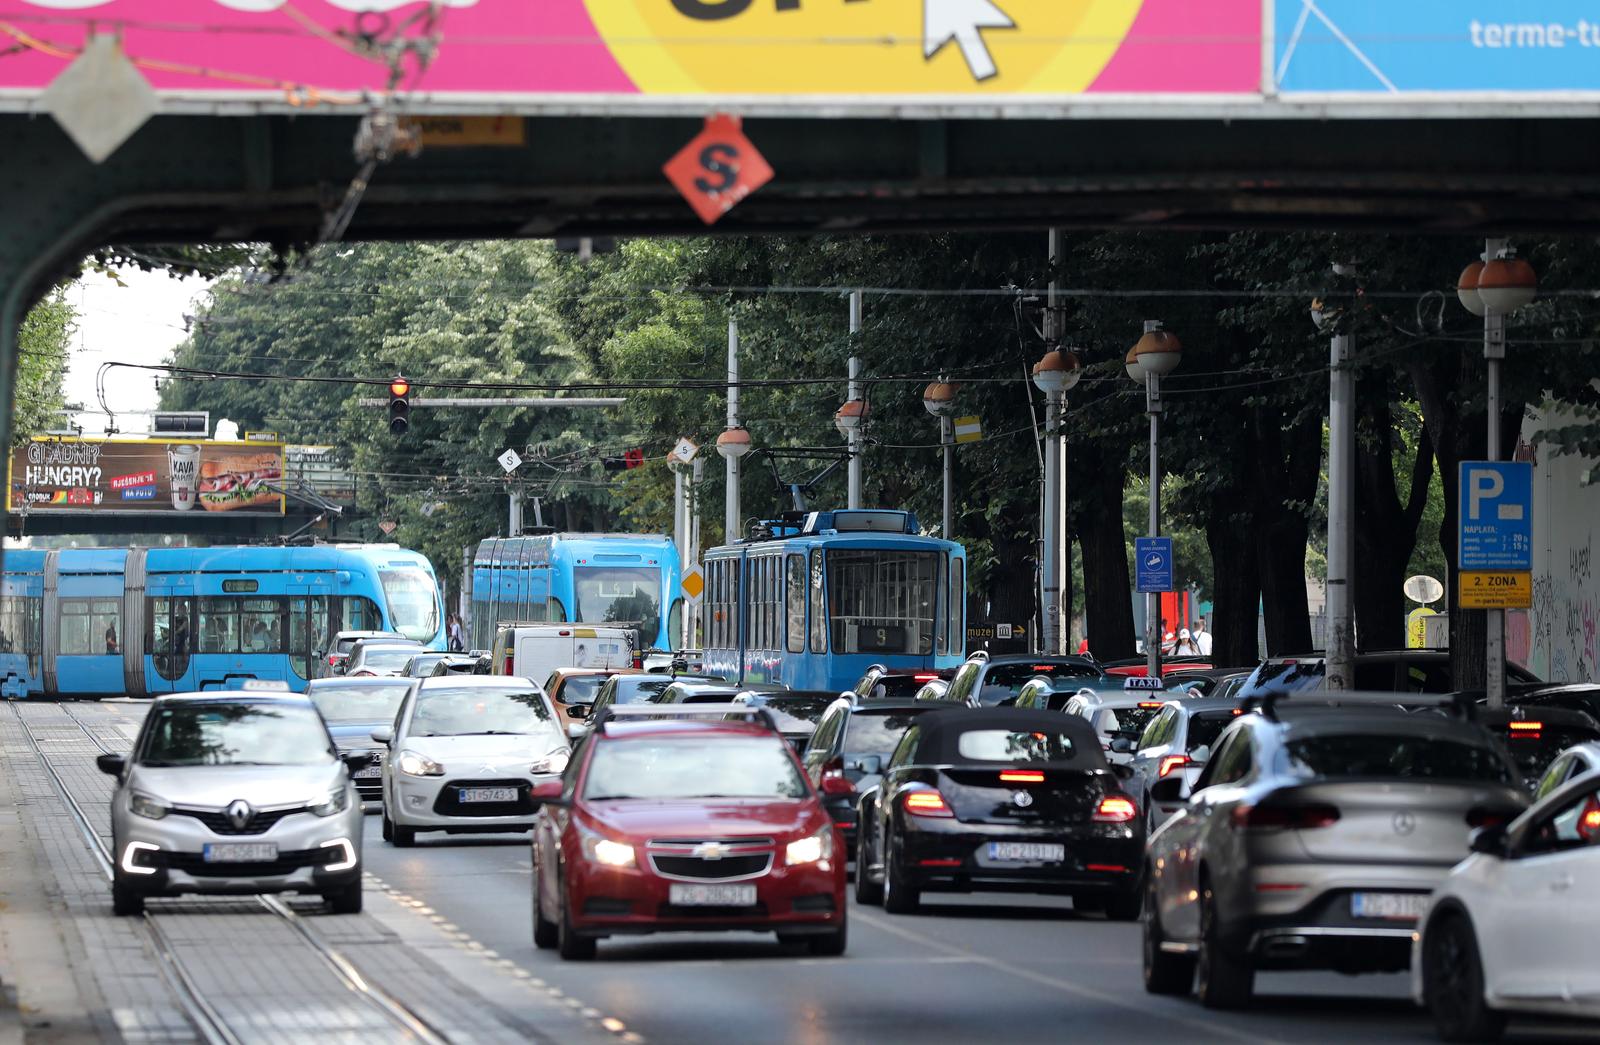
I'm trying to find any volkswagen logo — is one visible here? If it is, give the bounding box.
[1392,811,1416,836]
[226,800,254,831]
[1012,791,1034,809]
[691,842,730,861]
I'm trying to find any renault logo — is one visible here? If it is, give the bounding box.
[226,800,254,831]
[1392,811,1416,836]
[1012,791,1034,809]
[692,842,730,861]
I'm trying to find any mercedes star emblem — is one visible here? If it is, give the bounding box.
[1392,811,1416,836]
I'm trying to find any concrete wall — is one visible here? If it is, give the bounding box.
[1525,407,1600,682]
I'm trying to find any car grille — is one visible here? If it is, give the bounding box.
[646,837,774,882]
[172,806,307,836]
[431,779,535,818]
[659,902,770,919]
[153,847,339,878]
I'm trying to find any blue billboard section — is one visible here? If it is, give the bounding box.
[1135,538,1175,595]
[1275,1,1600,93]
[1458,461,1533,570]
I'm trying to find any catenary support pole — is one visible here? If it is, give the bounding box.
[1040,229,1063,655]
[1484,236,1509,710]
[1325,332,1356,690]
[1146,371,1163,678]
[726,315,741,541]
[848,291,863,509]
[941,414,955,541]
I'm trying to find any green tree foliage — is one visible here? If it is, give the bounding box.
[15,289,74,445]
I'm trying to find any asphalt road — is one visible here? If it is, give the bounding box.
[359,817,1475,1045]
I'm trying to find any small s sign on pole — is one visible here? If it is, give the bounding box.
[663,114,774,226]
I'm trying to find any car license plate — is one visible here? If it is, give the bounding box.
[458,787,518,803]
[1351,892,1429,920]
[987,842,1065,863]
[355,765,382,778]
[202,843,278,863]
[668,883,758,907]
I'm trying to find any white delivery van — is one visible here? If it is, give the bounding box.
[490,624,634,683]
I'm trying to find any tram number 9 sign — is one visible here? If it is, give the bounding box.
[856,625,908,654]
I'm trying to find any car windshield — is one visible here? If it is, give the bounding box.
[410,686,556,737]
[360,647,420,671]
[336,633,395,655]
[560,676,608,704]
[379,568,441,643]
[613,677,673,704]
[976,663,1101,706]
[1185,711,1239,753]
[308,681,410,722]
[140,702,333,767]
[1283,734,1515,785]
[584,736,807,800]
[843,710,929,756]
[574,567,661,644]
[747,695,833,733]
[406,654,446,675]
[1104,705,1162,738]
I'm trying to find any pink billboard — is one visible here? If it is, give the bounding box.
[0,1,1260,107]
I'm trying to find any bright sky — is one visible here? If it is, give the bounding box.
[64,268,214,435]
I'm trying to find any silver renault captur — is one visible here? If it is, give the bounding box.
[98,689,372,916]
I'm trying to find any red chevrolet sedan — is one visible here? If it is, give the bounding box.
[530,706,847,961]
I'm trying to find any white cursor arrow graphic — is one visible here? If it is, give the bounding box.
[923,0,1015,82]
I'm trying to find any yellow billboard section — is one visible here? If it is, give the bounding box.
[586,0,1141,94]
[1459,571,1532,610]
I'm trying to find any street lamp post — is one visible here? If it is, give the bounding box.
[1458,241,1537,710]
[922,381,959,537]
[1032,350,1081,656]
[717,426,751,540]
[834,397,868,509]
[1126,321,1182,678]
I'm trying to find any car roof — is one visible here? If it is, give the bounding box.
[307,676,413,688]
[555,667,627,677]
[416,675,540,689]
[1561,741,1600,763]
[1478,706,1600,729]
[911,707,1104,763]
[1263,705,1498,744]
[1167,695,1248,714]
[338,630,404,640]
[152,692,314,707]
[975,653,1099,668]
[597,718,785,741]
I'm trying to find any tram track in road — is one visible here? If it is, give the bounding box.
[12,701,453,1045]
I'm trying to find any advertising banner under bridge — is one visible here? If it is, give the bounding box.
[8,437,285,516]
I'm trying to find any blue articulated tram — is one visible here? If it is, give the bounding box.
[469,532,683,654]
[702,510,966,692]
[0,544,444,699]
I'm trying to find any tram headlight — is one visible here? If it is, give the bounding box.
[130,792,171,820]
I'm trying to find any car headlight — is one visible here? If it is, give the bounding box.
[580,829,636,868]
[130,792,170,820]
[311,786,349,817]
[531,751,569,776]
[397,750,445,777]
[786,826,834,867]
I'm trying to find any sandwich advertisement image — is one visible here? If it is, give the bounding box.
[8,438,285,516]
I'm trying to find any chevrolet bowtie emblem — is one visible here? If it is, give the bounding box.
[692,842,730,860]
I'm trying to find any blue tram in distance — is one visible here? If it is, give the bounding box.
[469,532,683,655]
[702,510,966,692]
[0,544,445,699]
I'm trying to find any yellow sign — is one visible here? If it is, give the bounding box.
[681,567,705,600]
[1406,607,1437,648]
[586,1,1138,95]
[410,117,526,148]
[953,416,983,444]
[1459,571,1532,609]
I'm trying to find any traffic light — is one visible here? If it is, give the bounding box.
[388,376,411,436]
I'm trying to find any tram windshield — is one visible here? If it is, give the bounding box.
[827,550,939,656]
[575,567,661,642]
[379,568,441,643]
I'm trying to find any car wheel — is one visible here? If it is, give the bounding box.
[881,833,920,915]
[391,821,416,848]
[1424,913,1506,1043]
[1196,878,1253,1009]
[381,812,393,843]
[1142,871,1195,995]
[853,824,884,906]
[325,878,363,915]
[533,869,559,950]
[557,873,596,962]
[111,876,145,917]
[807,916,848,957]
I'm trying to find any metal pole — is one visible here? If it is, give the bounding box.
[1484,236,1509,710]
[673,467,687,565]
[1041,389,1061,656]
[1326,332,1356,690]
[508,490,522,537]
[726,314,741,542]
[691,456,704,648]
[1147,372,1162,678]
[848,291,863,509]
[941,415,955,540]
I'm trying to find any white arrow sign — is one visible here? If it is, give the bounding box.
[924,0,1014,82]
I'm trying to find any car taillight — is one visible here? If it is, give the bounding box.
[1465,807,1511,829]
[1158,755,1188,778]
[1508,721,1543,740]
[1093,795,1137,823]
[999,770,1044,784]
[327,655,338,666]
[502,652,513,675]
[820,758,855,796]
[1231,803,1341,830]
[1138,701,1165,709]
[632,653,643,669]
[903,791,954,818]
[913,673,939,681]
[1579,797,1600,843]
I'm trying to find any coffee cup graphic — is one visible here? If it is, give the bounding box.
[168,444,201,510]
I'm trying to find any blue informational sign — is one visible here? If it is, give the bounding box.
[1275,1,1600,93]
[1135,537,1175,594]
[1457,461,1533,570]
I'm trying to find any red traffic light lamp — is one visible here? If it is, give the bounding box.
[388,375,411,436]
[389,377,411,399]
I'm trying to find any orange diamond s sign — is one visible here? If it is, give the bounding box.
[662,114,774,225]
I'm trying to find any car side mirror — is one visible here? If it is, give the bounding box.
[851,754,883,776]
[1109,737,1134,754]
[566,703,591,721]
[341,751,376,772]
[531,779,567,808]
[1189,744,1211,766]
[566,723,588,741]
[370,727,393,744]
[1149,776,1188,804]
[1469,823,1508,858]
[96,753,126,776]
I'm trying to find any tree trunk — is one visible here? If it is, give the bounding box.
[1206,506,1261,665]
[1253,409,1320,654]
[1076,463,1136,661]
[1352,396,1434,651]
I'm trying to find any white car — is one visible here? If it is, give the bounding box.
[1060,686,1170,765]
[1413,765,1600,1040]
[375,676,570,847]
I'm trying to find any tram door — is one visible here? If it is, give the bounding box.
[289,583,333,686]
[146,586,198,694]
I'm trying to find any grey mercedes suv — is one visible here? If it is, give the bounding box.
[1142,694,1528,1008]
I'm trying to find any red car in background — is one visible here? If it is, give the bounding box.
[530,705,847,961]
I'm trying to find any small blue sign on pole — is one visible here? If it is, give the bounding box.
[1135,537,1175,594]
[1457,461,1533,571]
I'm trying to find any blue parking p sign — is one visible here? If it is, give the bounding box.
[1457,461,1532,571]
[1135,537,1174,594]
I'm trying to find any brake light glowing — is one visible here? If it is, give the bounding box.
[1232,803,1341,830]
[1158,755,1188,778]
[919,858,963,867]
[913,673,939,681]
[1086,863,1128,873]
[999,770,1045,783]
[1580,798,1600,842]
[1508,721,1543,731]
[1138,702,1165,709]
[1093,796,1137,823]
[904,791,954,818]
[1032,665,1056,672]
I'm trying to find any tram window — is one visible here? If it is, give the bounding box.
[239,598,283,653]
[826,550,938,656]
[809,550,826,654]
[197,598,240,653]
[60,598,122,655]
[1,593,43,675]
[786,555,805,654]
[340,595,383,632]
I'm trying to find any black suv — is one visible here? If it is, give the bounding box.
[802,697,942,857]
[922,651,1110,708]
[846,664,955,701]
